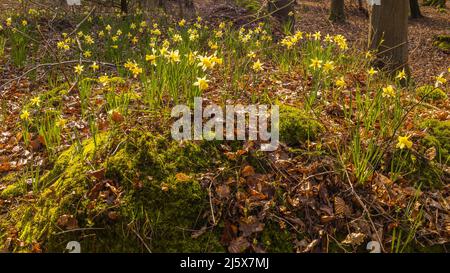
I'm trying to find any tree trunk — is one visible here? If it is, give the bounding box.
[330,0,346,22]
[368,0,410,74]
[268,0,295,34]
[184,0,196,18]
[185,0,194,9]
[158,0,167,11]
[409,0,422,18]
[120,0,128,14]
[358,0,364,10]
[177,0,195,18]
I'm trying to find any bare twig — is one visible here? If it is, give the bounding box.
[0,60,116,95]
[209,180,216,225]
[131,228,152,253]
[68,7,96,37]
[54,227,104,235]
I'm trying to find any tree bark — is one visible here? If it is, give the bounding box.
[358,0,364,10]
[177,0,195,18]
[268,0,296,34]
[158,0,167,11]
[409,0,422,18]
[120,0,128,14]
[329,0,346,22]
[368,0,410,74]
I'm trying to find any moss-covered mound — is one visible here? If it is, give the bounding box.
[420,119,450,164]
[278,105,324,146]
[415,85,448,102]
[433,35,450,54]
[2,131,228,252]
[234,0,262,13]
[389,119,450,188]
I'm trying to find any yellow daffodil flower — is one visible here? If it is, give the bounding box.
[31,97,41,107]
[74,64,84,75]
[396,69,407,80]
[167,50,181,63]
[20,110,30,121]
[435,73,447,87]
[194,76,210,91]
[382,85,396,98]
[309,58,323,70]
[252,59,264,72]
[313,31,321,41]
[323,61,335,72]
[396,135,413,150]
[90,62,99,71]
[368,67,378,77]
[335,77,346,89]
[83,51,92,58]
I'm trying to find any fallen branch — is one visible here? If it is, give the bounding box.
[68,7,96,37]
[0,60,116,95]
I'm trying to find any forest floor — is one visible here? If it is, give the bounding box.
[0,1,449,253]
[296,0,449,85]
[197,0,450,84]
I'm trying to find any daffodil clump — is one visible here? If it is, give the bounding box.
[124,60,143,78]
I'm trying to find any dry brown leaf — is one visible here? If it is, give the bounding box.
[57,214,78,230]
[375,172,393,185]
[334,196,346,217]
[108,211,119,221]
[225,152,236,160]
[111,110,124,123]
[31,243,42,253]
[175,172,190,182]
[88,182,104,200]
[87,168,106,181]
[0,162,11,173]
[301,239,319,253]
[444,219,450,236]
[239,217,264,237]
[191,226,207,239]
[29,137,43,152]
[228,236,250,253]
[241,165,255,177]
[425,147,437,161]
[248,189,268,200]
[161,183,169,192]
[216,184,230,199]
[321,215,336,223]
[342,232,366,246]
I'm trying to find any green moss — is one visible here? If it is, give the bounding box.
[392,151,444,188]
[278,105,324,146]
[6,130,226,252]
[0,181,27,199]
[0,171,16,183]
[389,119,450,189]
[234,0,261,13]
[420,119,450,164]
[434,35,450,53]
[0,171,27,200]
[415,85,448,101]
[259,222,295,252]
[413,243,449,253]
